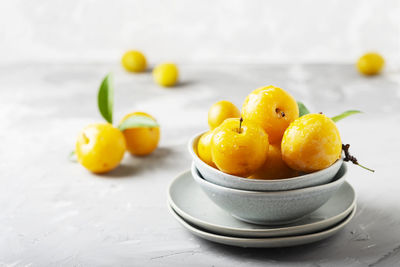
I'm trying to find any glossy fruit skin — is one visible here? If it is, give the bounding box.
[211,118,269,177]
[357,52,384,76]
[197,130,217,168]
[249,144,299,180]
[241,85,299,144]
[281,114,342,173]
[153,63,179,87]
[76,123,126,173]
[121,112,160,156]
[121,50,147,72]
[208,100,241,130]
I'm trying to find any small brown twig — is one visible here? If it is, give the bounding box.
[342,144,375,172]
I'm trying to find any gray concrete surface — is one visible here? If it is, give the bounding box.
[0,63,399,266]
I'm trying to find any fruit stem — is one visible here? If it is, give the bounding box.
[355,163,375,173]
[239,117,243,133]
[342,144,375,173]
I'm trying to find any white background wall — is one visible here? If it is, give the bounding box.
[1,0,399,64]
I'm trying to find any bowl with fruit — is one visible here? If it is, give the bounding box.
[189,132,344,191]
[188,85,372,224]
[190,86,350,191]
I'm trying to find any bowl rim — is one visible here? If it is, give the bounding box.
[189,131,344,184]
[191,161,347,195]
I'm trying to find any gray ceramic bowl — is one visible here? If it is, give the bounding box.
[191,162,347,225]
[189,132,343,191]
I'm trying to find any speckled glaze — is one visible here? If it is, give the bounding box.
[189,132,343,191]
[191,163,347,225]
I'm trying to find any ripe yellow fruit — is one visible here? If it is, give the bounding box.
[357,52,384,76]
[281,114,342,172]
[121,50,147,72]
[241,85,299,144]
[208,100,241,130]
[120,112,160,156]
[76,123,126,173]
[197,130,216,168]
[153,63,179,87]
[212,118,269,177]
[249,144,299,180]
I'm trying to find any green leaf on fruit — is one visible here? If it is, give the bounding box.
[118,115,159,131]
[98,73,114,124]
[297,101,310,117]
[331,110,362,122]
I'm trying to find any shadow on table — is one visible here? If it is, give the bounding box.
[192,234,342,264]
[190,203,400,266]
[174,80,195,88]
[98,147,175,179]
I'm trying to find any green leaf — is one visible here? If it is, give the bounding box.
[69,151,77,162]
[331,110,362,122]
[118,115,159,131]
[98,73,114,124]
[297,101,310,117]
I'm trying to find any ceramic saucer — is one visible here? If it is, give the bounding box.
[168,170,356,238]
[168,204,356,248]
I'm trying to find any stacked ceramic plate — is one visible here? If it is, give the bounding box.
[167,132,356,248]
